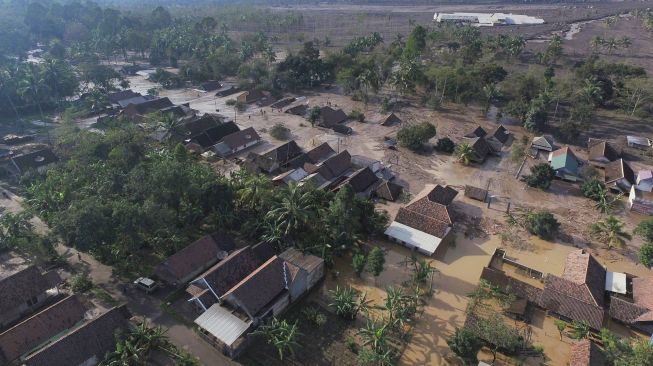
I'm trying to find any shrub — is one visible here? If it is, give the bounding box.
[71,273,93,293]
[581,177,606,200]
[270,123,290,140]
[367,246,385,277]
[225,99,236,106]
[523,163,555,189]
[525,211,560,240]
[348,109,365,122]
[397,122,437,151]
[639,242,653,268]
[302,306,327,327]
[435,137,455,153]
[352,251,367,277]
[307,106,321,126]
[146,88,158,96]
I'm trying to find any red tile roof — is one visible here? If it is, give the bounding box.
[569,340,606,366]
[561,250,606,306]
[426,185,459,205]
[395,208,450,238]
[540,274,605,330]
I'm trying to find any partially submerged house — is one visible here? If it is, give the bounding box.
[380,113,401,126]
[304,150,352,182]
[468,137,492,163]
[155,233,236,286]
[531,135,555,152]
[627,135,651,150]
[337,167,380,197]
[588,139,620,168]
[120,97,174,120]
[278,248,325,302]
[106,90,141,107]
[549,147,581,182]
[465,126,487,139]
[629,185,653,215]
[374,180,403,201]
[485,125,511,152]
[385,185,458,256]
[604,158,635,193]
[0,295,86,364]
[284,104,308,116]
[187,122,241,151]
[245,140,303,174]
[199,80,222,92]
[636,170,653,192]
[22,305,130,366]
[608,276,653,334]
[213,127,262,157]
[0,263,61,328]
[215,86,242,97]
[464,185,488,202]
[237,90,266,104]
[11,149,58,175]
[318,106,348,128]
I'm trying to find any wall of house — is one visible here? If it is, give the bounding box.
[270,293,290,317]
[288,270,308,302]
[638,180,653,192]
[307,263,325,291]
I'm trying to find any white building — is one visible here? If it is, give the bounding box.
[434,12,545,27]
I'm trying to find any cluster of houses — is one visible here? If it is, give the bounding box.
[479,248,653,364]
[530,136,653,215]
[0,253,131,366]
[153,234,325,358]
[463,124,512,163]
[243,140,402,200]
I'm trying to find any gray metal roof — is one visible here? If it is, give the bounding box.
[194,304,251,347]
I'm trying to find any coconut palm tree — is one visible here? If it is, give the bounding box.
[0,68,20,120]
[455,142,476,166]
[590,36,604,52]
[482,83,500,115]
[252,318,302,361]
[18,64,49,119]
[266,182,315,242]
[588,215,632,248]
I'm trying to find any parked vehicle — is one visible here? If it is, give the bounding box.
[133,277,159,293]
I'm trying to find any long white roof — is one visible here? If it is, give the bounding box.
[385,221,446,255]
[434,12,544,26]
[194,304,251,347]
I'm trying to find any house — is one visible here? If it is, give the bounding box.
[199,80,222,92]
[221,256,290,320]
[337,167,380,197]
[155,233,236,286]
[569,339,606,366]
[465,126,487,139]
[531,135,555,152]
[284,104,308,116]
[270,97,296,109]
[548,147,581,182]
[629,185,653,215]
[287,142,336,170]
[0,262,61,328]
[215,86,241,97]
[106,90,141,105]
[194,303,253,358]
[604,159,635,193]
[305,150,352,181]
[188,122,241,151]
[485,125,511,152]
[627,135,651,150]
[0,295,86,364]
[187,247,262,312]
[318,106,348,128]
[117,95,150,109]
[278,248,325,301]
[11,149,58,175]
[588,139,620,168]
[351,155,382,173]
[608,276,653,334]
[120,97,174,120]
[272,168,308,186]
[385,185,458,256]
[539,250,607,330]
[332,124,353,135]
[464,185,488,202]
[380,113,401,126]
[636,170,653,192]
[468,137,492,163]
[22,305,130,366]
[160,104,196,119]
[245,140,303,174]
[237,90,266,104]
[374,180,403,201]
[213,127,262,157]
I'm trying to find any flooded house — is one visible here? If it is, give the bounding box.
[531,135,555,153]
[186,122,241,152]
[549,146,581,182]
[154,233,235,287]
[317,106,348,128]
[636,170,653,192]
[236,90,266,104]
[380,113,401,126]
[374,180,403,202]
[10,148,58,175]
[244,140,303,174]
[384,185,458,256]
[215,85,242,97]
[213,127,262,157]
[120,97,174,120]
[588,138,620,168]
[604,158,635,193]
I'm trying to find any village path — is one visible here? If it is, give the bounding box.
[0,189,237,366]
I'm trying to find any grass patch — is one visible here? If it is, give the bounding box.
[92,287,117,306]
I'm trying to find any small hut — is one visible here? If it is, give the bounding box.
[381,113,402,126]
[375,180,403,201]
[464,185,488,202]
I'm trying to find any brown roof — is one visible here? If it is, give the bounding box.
[195,246,261,298]
[633,277,653,311]
[284,104,308,116]
[480,267,544,306]
[319,107,348,127]
[588,140,620,163]
[305,142,336,164]
[405,197,453,224]
[492,125,510,144]
[540,274,605,330]
[604,159,635,185]
[220,127,261,150]
[469,137,491,160]
[23,305,130,366]
[569,340,606,366]
[381,113,401,126]
[395,207,450,238]
[252,241,276,263]
[278,248,324,274]
[122,97,174,117]
[318,150,351,179]
[375,180,403,201]
[155,233,235,284]
[344,167,379,193]
[464,185,488,201]
[426,185,458,205]
[608,296,650,324]
[0,295,86,363]
[0,266,53,317]
[11,149,58,173]
[223,256,287,316]
[251,141,303,173]
[561,249,606,306]
[465,126,487,138]
[107,90,141,104]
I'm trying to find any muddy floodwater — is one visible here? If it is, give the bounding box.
[321,232,644,365]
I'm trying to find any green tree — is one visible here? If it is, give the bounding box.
[252,318,302,361]
[635,218,653,242]
[570,321,589,340]
[396,122,436,151]
[447,328,482,365]
[266,183,315,248]
[639,242,653,268]
[352,251,367,277]
[554,319,567,340]
[307,106,321,127]
[581,177,606,200]
[455,142,476,166]
[367,246,385,277]
[435,137,455,153]
[523,210,560,240]
[384,287,415,330]
[523,163,555,189]
[588,216,632,249]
